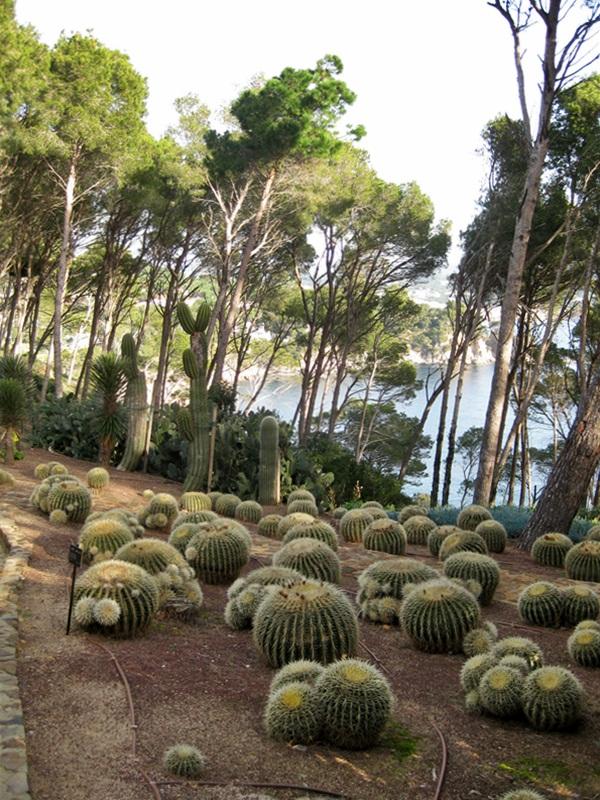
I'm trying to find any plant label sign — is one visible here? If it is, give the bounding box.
[68,543,82,567]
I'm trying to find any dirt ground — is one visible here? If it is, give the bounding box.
[1,448,599,800]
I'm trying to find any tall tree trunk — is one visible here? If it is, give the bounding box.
[53,156,77,399]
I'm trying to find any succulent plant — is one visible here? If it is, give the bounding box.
[79,517,135,564]
[288,489,316,504]
[575,619,600,633]
[366,508,390,521]
[339,509,374,543]
[116,334,148,472]
[403,515,437,546]
[74,559,159,637]
[517,582,564,628]
[87,467,109,490]
[163,744,206,778]
[47,480,92,523]
[277,512,315,538]
[48,461,68,475]
[565,540,600,582]
[264,681,322,744]
[172,509,219,530]
[561,585,599,627]
[256,513,282,538]
[253,579,358,666]
[460,652,497,692]
[567,627,600,667]
[315,659,392,749]
[361,501,384,510]
[283,520,338,551]
[258,415,280,506]
[457,504,493,531]
[215,493,242,517]
[479,665,523,717]
[227,566,303,600]
[273,538,340,584]
[492,637,544,670]
[362,518,407,555]
[179,491,212,512]
[398,504,428,524]
[443,552,500,605]
[148,492,179,522]
[270,660,325,693]
[522,666,583,730]
[359,596,403,625]
[207,490,222,509]
[185,521,249,584]
[49,507,68,525]
[439,531,488,561]
[332,507,347,519]
[286,498,318,517]
[530,532,573,568]
[225,583,274,630]
[34,463,50,480]
[234,500,263,524]
[358,558,439,601]
[427,525,461,557]
[464,689,483,714]
[586,524,600,541]
[463,626,496,657]
[474,520,507,553]
[167,522,202,555]
[87,508,145,538]
[497,655,531,676]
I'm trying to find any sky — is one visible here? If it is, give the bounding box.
[15,0,536,275]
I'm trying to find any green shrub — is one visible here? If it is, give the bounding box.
[522,666,583,730]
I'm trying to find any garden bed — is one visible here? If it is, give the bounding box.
[3,449,600,800]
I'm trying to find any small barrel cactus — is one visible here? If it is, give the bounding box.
[457,504,493,531]
[207,490,222,509]
[365,508,389,521]
[359,596,403,625]
[179,492,212,512]
[463,626,497,657]
[403,515,437,546]
[443,552,500,605]
[234,500,263,524]
[257,513,283,538]
[522,666,583,730]
[215,493,242,517]
[339,509,374,543]
[277,512,315,538]
[561,584,599,627]
[283,520,338,551]
[315,659,392,749]
[79,517,135,564]
[148,492,179,522]
[460,652,497,692]
[465,689,483,714]
[492,637,544,670]
[531,532,573,568]
[474,519,507,553]
[47,480,92,523]
[428,525,461,557]
[264,681,322,744]
[273,538,341,584]
[34,463,50,480]
[358,558,439,601]
[586,524,600,541]
[270,660,325,693]
[575,619,600,633]
[168,522,205,556]
[362,518,407,555]
[398,504,428,524]
[228,565,303,600]
[49,507,67,525]
[400,578,481,653]
[87,467,109,490]
[287,498,319,517]
[479,665,523,718]
[362,501,384,510]
[253,579,358,666]
[86,508,145,538]
[48,461,68,475]
[332,507,347,519]
[172,509,218,529]
[439,530,488,561]
[288,489,315,504]
[185,521,249,584]
[225,583,274,630]
[163,744,206,778]
[74,559,159,637]
[567,627,600,667]
[565,540,600,582]
[498,655,531,676]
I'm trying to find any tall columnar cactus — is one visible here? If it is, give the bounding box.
[561,585,600,627]
[358,558,439,602]
[264,681,322,744]
[403,515,437,546]
[315,659,392,749]
[399,578,481,653]
[79,518,135,564]
[47,481,92,523]
[339,509,374,543]
[522,666,583,731]
[439,530,488,561]
[253,579,359,666]
[443,553,500,606]
[531,532,573,567]
[457,504,493,531]
[567,627,600,667]
[184,520,249,584]
[273,538,341,584]
[283,520,338,551]
[474,520,507,553]
[259,415,280,506]
[73,560,159,637]
[362,518,407,555]
[117,334,148,472]
[565,540,600,582]
[517,582,564,627]
[478,665,524,718]
[177,301,212,491]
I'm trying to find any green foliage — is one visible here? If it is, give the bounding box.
[522,667,583,731]
[259,415,280,505]
[474,520,507,553]
[87,467,109,490]
[443,553,500,606]
[47,480,92,523]
[457,504,493,531]
[362,518,407,555]
[273,538,340,584]
[0,377,27,460]
[402,515,437,546]
[518,582,564,628]
[185,520,249,584]
[340,508,374,542]
[0,356,35,400]
[565,540,600,582]
[439,530,488,560]
[234,500,263,523]
[79,517,134,564]
[264,681,323,744]
[531,533,573,568]
[562,585,600,627]
[163,745,206,778]
[567,628,600,667]
[479,666,523,718]
[283,520,338,551]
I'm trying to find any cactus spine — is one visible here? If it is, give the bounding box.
[259,415,280,505]
[117,334,148,472]
[479,665,523,718]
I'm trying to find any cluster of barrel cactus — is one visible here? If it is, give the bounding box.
[79,516,135,564]
[30,470,92,523]
[264,658,392,749]
[273,537,341,583]
[362,518,407,555]
[34,461,68,480]
[358,558,439,606]
[225,566,303,629]
[517,581,599,628]
[87,467,109,491]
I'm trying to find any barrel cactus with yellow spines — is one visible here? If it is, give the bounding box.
[273,538,340,584]
[215,493,242,518]
[234,500,263,524]
[339,508,374,543]
[479,665,523,718]
[283,520,338,551]
[315,659,392,749]
[49,509,67,524]
[567,627,600,667]
[586,524,600,541]
[398,504,427,523]
[172,509,218,530]
[518,582,564,628]
[225,583,274,630]
[460,652,497,692]
[227,565,303,600]
[253,579,359,667]
[358,558,439,602]
[47,461,68,475]
[87,508,145,538]
[277,512,314,538]
[34,463,50,480]
[288,488,315,504]
[363,508,388,521]
[163,744,206,778]
[257,513,283,538]
[362,518,406,555]
[561,585,599,627]
[492,637,544,670]
[359,595,403,625]
[457,504,493,531]
[403,515,437,546]
[264,681,323,744]
[270,660,325,693]
[474,519,507,553]
[185,520,249,584]
[168,522,205,556]
[400,578,481,653]
[47,480,92,523]
[74,559,159,637]
[207,491,222,510]
[148,492,179,522]
[443,552,500,606]
[522,666,583,730]
[576,619,600,633]
[565,540,600,582]
[332,507,347,519]
[427,525,460,557]
[498,655,531,676]
[79,517,135,564]
[87,467,109,491]
[439,530,488,561]
[531,532,572,568]
[179,492,212,512]
[463,625,497,657]
[287,498,319,517]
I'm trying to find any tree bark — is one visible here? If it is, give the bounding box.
[53,156,77,398]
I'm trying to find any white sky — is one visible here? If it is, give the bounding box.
[16,0,535,265]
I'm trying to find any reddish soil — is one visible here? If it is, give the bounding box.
[1,448,599,800]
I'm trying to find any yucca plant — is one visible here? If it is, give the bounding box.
[0,378,27,463]
[90,353,127,466]
[0,355,35,399]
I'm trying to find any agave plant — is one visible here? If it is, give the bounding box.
[0,378,28,462]
[90,353,127,466]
